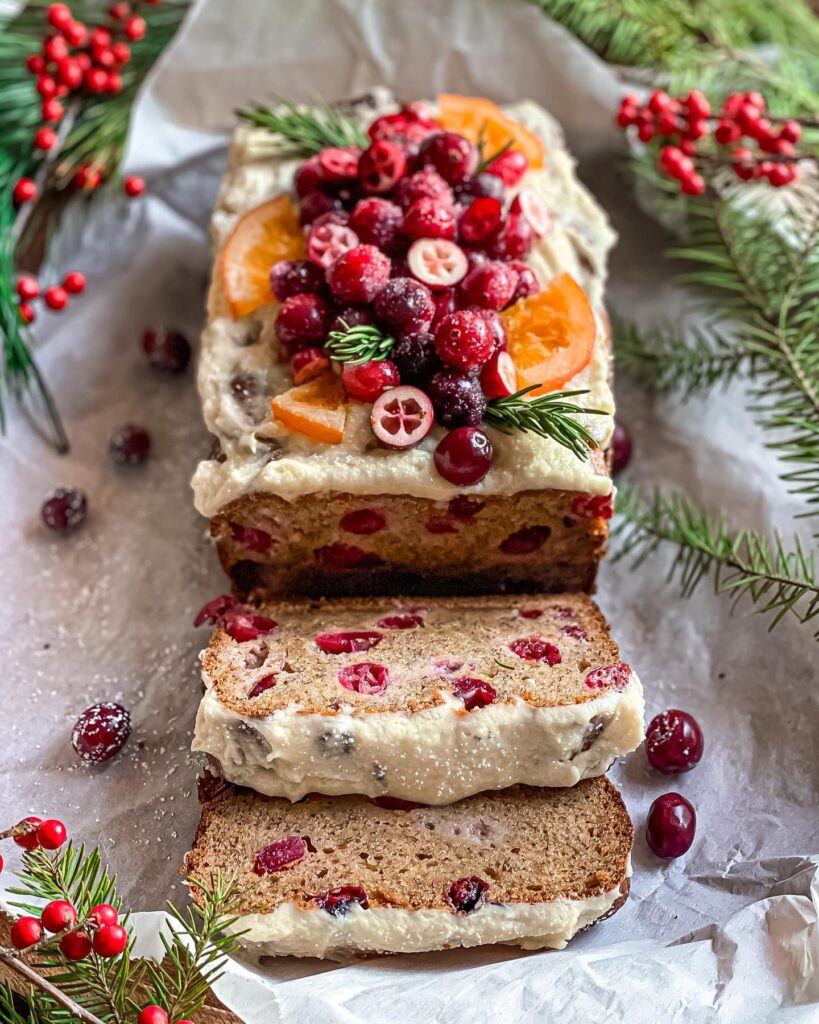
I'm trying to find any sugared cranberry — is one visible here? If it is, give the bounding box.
[377,613,424,629]
[341,359,400,403]
[247,674,277,699]
[374,278,435,334]
[37,819,67,850]
[42,487,87,532]
[395,167,453,209]
[315,630,384,654]
[11,917,44,949]
[275,293,329,347]
[509,637,561,665]
[270,259,325,300]
[42,899,77,933]
[403,197,456,241]
[585,662,632,691]
[314,886,369,915]
[434,310,494,370]
[291,346,330,384]
[448,495,485,518]
[570,493,614,520]
[109,424,151,465]
[222,610,278,642]
[459,197,503,245]
[455,172,506,203]
[451,677,496,710]
[141,326,191,374]
[485,148,529,186]
[330,305,376,333]
[295,155,323,196]
[314,543,385,570]
[327,244,390,304]
[93,923,128,958]
[299,191,343,227]
[318,146,360,183]
[418,132,479,185]
[371,385,434,449]
[500,525,551,554]
[646,793,696,858]
[340,509,386,535]
[349,197,404,252]
[72,702,131,763]
[509,260,540,300]
[446,876,489,913]
[254,835,312,875]
[487,213,534,260]
[407,238,468,289]
[511,188,551,238]
[229,522,272,553]
[337,662,391,695]
[611,423,632,475]
[646,710,704,774]
[390,331,440,384]
[307,222,359,269]
[480,350,516,400]
[427,370,486,428]
[431,287,458,325]
[358,139,407,194]
[434,427,493,485]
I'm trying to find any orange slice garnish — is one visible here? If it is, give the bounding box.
[220,195,305,319]
[501,273,596,395]
[438,94,545,170]
[271,373,347,444]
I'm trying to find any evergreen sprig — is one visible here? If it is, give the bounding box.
[237,100,369,153]
[325,321,395,365]
[614,485,819,634]
[485,385,608,460]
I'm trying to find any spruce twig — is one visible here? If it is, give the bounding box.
[325,321,396,365]
[237,100,369,153]
[485,385,608,460]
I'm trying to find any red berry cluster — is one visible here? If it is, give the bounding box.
[272,104,548,486]
[618,88,805,194]
[15,269,86,324]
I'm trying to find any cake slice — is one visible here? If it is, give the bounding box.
[186,775,632,960]
[192,593,644,804]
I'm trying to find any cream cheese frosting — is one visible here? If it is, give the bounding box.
[192,93,617,517]
[193,669,644,804]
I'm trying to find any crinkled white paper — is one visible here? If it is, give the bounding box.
[2,0,818,1021]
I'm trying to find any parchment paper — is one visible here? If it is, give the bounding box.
[2,1,818,1020]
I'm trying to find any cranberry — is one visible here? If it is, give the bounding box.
[327,244,390,304]
[295,155,323,196]
[518,609,543,619]
[37,819,67,849]
[72,702,131,763]
[229,522,272,553]
[340,509,386,535]
[448,495,485,518]
[16,275,40,301]
[349,197,403,252]
[89,904,119,928]
[561,624,587,641]
[109,424,151,465]
[254,835,312,875]
[338,662,391,695]
[390,331,440,384]
[487,213,534,260]
[403,197,456,241]
[275,293,329,347]
[193,594,236,627]
[425,518,457,534]
[11,917,44,949]
[485,148,529,186]
[611,423,633,475]
[270,259,325,300]
[141,326,191,374]
[62,271,86,294]
[60,931,92,960]
[570,493,614,520]
[299,191,343,227]
[93,923,128,958]
[222,610,277,642]
[291,347,330,384]
[509,260,540,300]
[371,385,434,449]
[459,197,503,245]
[358,139,407,193]
[42,487,87,532]
[434,310,494,370]
[509,637,561,665]
[395,167,453,209]
[342,359,400,403]
[247,673,278,699]
[455,172,506,203]
[646,710,704,774]
[307,222,359,269]
[446,876,489,913]
[418,132,479,185]
[374,278,435,335]
[477,308,508,352]
[428,370,486,428]
[434,427,493,485]
[500,525,551,554]
[480,351,517,399]
[315,543,385,570]
[330,305,376,333]
[462,262,519,311]
[377,613,423,629]
[646,793,696,858]
[407,238,468,289]
[451,677,496,710]
[585,662,632,691]
[511,188,551,238]
[432,287,458,325]
[318,146,360,183]
[314,886,369,915]
[311,209,351,230]
[315,631,384,654]
[42,899,77,933]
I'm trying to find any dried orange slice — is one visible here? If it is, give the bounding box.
[271,373,347,444]
[220,195,305,319]
[501,273,596,395]
[438,94,545,170]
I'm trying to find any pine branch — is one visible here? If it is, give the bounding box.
[325,321,395,365]
[0,984,51,1024]
[485,385,608,460]
[614,485,819,633]
[237,100,369,153]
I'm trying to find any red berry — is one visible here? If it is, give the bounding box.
[428,370,486,428]
[11,917,44,950]
[434,310,493,370]
[42,97,64,122]
[348,196,403,252]
[655,110,681,135]
[93,923,128,958]
[648,89,673,114]
[511,187,551,238]
[13,178,38,204]
[275,293,329,347]
[407,238,467,289]
[71,702,131,763]
[291,346,330,384]
[509,637,561,665]
[0,853,4,873]
[358,139,407,194]
[42,900,77,933]
[62,270,86,294]
[313,886,369,915]
[744,90,766,111]
[14,817,43,850]
[18,301,36,324]
[326,244,390,303]
[731,147,757,181]
[63,20,87,47]
[138,1008,169,1024]
[585,662,632,691]
[60,931,92,960]
[270,259,327,302]
[222,610,278,642]
[341,359,400,402]
[646,793,696,858]
[394,167,453,210]
[105,71,123,94]
[315,630,384,654]
[611,422,632,475]
[484,148,528,187]
[460,261,519,311]
[109,1,131,18]
[780,119,802,144]
[44,285,68,310]
[56,57,83,88]
[17,275,40,300]
[111,42,131,65]
[417,132,478,185]
[84,66,109,93]
[124,175,146,197]
[89,904,119,927]
[141,326,190,373]
[295,154,323,197]
[637,119,655,143]
[374,277,435,334]
[36,74,58,98]
[370,385,434,449]
[486,213,534,260]
[766,163,795,187]
[306,222,359,269]
[680,173,705,196]
[434,426,493,485]
[27,54,47,75]
[229,522,272,553]
[446,876,489,913]
[340,509,386,535]
[110,424,151,465]
[124,14,146,39]
[403,197,456,241]
[92,44,117,69]
[500,525,551,554]
[34,127,58,150]
[90,26,112,48]
[314,542,384,571]
[37,818,67,849]
[42,488,86,531]
[377,613,423,629]
[318,146,360,183]
[480,350,517,399]
[646,709,704,774]
[659,146,691,178]
[685,89,710,119]
[451,676,496,710]
[338,662,391,695]
[47,3,73,29]
[616,97,640,128]
[714,119,741,145]
[43,34,69,63]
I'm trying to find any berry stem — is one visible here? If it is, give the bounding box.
[0,947,106,1024]
[0,820,37,842]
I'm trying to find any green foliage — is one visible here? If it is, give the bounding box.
[325,322,396,365]
[238,100,369,153]
[485,385,607,460]
[0,986,49,1024]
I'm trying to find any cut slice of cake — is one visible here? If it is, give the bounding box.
[186,775,632,960]
[192,593,644,804]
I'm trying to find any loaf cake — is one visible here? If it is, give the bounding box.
[186,775,632,960]
[192,91,617,600]
[192,593,644,804]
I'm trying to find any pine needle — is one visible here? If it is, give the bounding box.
[325,321,396,365]
[237,100,369,153]
[485,385,608,460]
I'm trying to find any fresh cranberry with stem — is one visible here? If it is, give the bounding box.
[349,197,404,252]
[434,310,494,370]
[646,710,704,774]
[418,132,479,185]
[374,277,435,335]
[434,427,493,485]
[358,139,407,194]
[446,876,489,913]
[371,385,434,449]
[109,424,151,466]
[314,886,369,915]
[327,244,390,304]
[315,630,384,654]
[42,487,87,532]
[71,702,131,763]
[270,259,325,300]
[89,904,119,927]
[137,1007,169,1024]
[403,197,456,241]
[338,662,391,695]
[407,238,468,289]
[646,793,696,858]
[275,293,329,346]
[341,359,400,403]
[427,370,486,428]
[41,899,77,933]
[141,326,191,374]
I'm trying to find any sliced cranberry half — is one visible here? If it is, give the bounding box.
[315,630,384,654]
[254,834,313,875]
[585,662,632,691]
[223,610,278,642]
[313,885,369,916]
[318,146,360,183]
[371,385,434,450]
[561,624,588,641]
[376,613,424,629]
[480,351,517,400]
[337,662,390,695]
[407,238,468,289]
[193,594,236,627]
[229,522,273,554]
[314,543,385,570]
[340,509,386,535]
[307,223,359,269]
[358,139,407,194]
[451,677,496,711]
[247,674,278,699]
[509,637,561,665]
[446,876,489,914]
[500,525,551,555]
[511,187,551,238]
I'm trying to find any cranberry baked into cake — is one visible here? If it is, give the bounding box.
[193,91,617,599]
[192,593,644,804]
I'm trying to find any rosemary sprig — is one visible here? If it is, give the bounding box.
[325,321,395,365]
[237,99,369,153]
[485,385,607,460]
